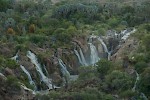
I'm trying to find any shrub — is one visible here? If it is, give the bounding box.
[35,94,50,100]
[5,59,19,69]
[135,61,148,74]
[143,34,150,51]
[0,0,12,12]
[138,67,150,98]
[29,24,35,33]
[6,75,20,91]
[120,90,136,99]
[7,28,15,34]
[29,35,47,44]
[108,17,120,28]
[4,18,16,29]
[53,28,72,43]
[96,59,113,78]
[78,66,97,80]
[105,70,133,92]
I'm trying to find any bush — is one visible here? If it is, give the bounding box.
[71,91,98,100]
[143,34,150,51]
[135,61,148,74]
[53,28,72,43]
[108,17,120,28]
[120,90,136,99]
[6,75,20,90]
[7,28,15,34]
[4,18,16,29]
[78,66,97,80]
[29,24,35,33]
[5,59,19,69]
[96,59,113,78]
[0,0,12,12]
[105,70,133,92]
[36,94,50,100]
[138,67,150,98]
[29,35,47,44]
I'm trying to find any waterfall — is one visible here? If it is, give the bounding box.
[20,65,37,90]
[58,58,70,79]
[97,37,108,53]
[11,51,19,62]
[132,71,139,92]
[74,48,88,66]
[132,71,148,100]
[88,43,100,65]
[97,37,111,60]
[108,52,111,61]
[74,49,83,65]
[87,35,100,65]
[79,48,88,66]
[19,83,36,95]
[121,28,136,40]
[27,51,54,89]
[43,65,49,77]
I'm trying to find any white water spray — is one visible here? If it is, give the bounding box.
[58,58,70,79]
[20,65,37,90]
[74,49,83,65]
[79,48,88,66]
[27,51,55,89]
[43,65,49,77]
[121,28,136,40]
[11,51,19,62]
[132,71,139,92]
[88,43,100,65]
[97,37,111,60]
[132,71,148,100]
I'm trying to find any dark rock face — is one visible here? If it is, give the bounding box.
[4,68,15,76]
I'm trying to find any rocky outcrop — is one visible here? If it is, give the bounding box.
[111,37,139,62]
[4,68,15,76]
[0,74,35,100]
[0,43,16,57]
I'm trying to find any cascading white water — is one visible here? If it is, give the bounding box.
[97,37,108,53]
[74,48,88,66]
[97,37,111,60]
[88,35,100,65]
[88,43,100,65]
[79,48,88,66]
[11,52,37,91]
[74,49,83,65]
[132,71,139,92]
[121,28,136,41]
[108,52,111,61]
[132,71,148,100]
[20,65,37,90]
[11,51,19,62]
[58,58,70,79]
[27,51,54,89]
[43,65,49,77]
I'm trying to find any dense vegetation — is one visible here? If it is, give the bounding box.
[0,0,150,100]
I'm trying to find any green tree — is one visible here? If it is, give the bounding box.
[96,59,113,78]
[0,0,11,11]
[104,70,133,92]
[143,34,150,51]
[135,61,148,74]
[139,67,150,99]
